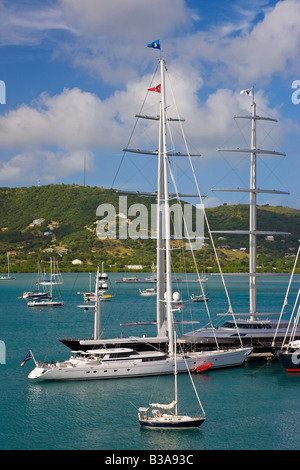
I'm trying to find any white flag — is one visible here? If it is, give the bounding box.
[240,88,252,96]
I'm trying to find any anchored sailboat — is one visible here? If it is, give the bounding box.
[0,253,15,280]
[22,262,51,300]
[138,332,206,429]
[39,257,63,285]
[27,258,64,307]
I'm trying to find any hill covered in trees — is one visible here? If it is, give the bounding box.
[0,184,299,273]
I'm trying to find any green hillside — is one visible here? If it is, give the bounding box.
[0,184,299,273]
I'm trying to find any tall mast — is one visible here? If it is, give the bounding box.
[122,51,201,339]
[174,330,178,415]
[156,93,166,337]
[7,253,10,278]
[50,257,53,299]
[249,95,257,318]
[94,267,101,340]
[212,89,290,319]
[160,58,174,355]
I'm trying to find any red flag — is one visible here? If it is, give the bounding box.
[148,84,161,93]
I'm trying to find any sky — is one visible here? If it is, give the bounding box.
[0,0,299,209]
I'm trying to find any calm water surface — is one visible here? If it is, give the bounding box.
[0,273,299,450]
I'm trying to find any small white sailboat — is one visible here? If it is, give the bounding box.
[138,332,206,430]
[191,294,209,302]
[27,258,64,307]
[0,253,15,280]
[40,257,63,285]
[139,287,156,297]
[22,262,51,300]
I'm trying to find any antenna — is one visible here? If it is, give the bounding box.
[84,155,86,186]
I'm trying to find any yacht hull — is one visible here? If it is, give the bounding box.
[182,321,300,351]
[28,348,252,381]
[139,417,205,429]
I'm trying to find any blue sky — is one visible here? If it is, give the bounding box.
[0,0,299,209]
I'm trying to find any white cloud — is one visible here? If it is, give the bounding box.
[0,87,132,150]
[179,0,300,86]
[0,149,94,184]
[0,1,75,46]
[1,0,299,86]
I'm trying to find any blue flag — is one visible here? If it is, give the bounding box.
[147,40,160,50]
[21,351,32,367]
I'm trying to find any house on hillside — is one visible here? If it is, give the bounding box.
[32,218,45,226]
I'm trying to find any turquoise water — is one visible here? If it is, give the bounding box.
[0,273,299,450]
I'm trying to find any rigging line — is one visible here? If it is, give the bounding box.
[280,286,300,350]
[255,101,286,154]
[176,331,206,417]
[167,156,220,349]
[116,153,155,190]
[42,272,80,363]
[290,292,300,344]
[128,400,140,411]
[272,244,300,348]
[256,154,290,196]
[166,68,244,349]
[111,62,159,189]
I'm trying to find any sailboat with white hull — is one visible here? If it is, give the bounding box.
[0,253,15,280]
[183,88,300,352]
[138,333,206,429]
[29,45,251,382]
[27,258,64,307]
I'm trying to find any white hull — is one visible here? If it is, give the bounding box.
[28,347,251,381]
[27,300,64,307]
[40,281,63,285]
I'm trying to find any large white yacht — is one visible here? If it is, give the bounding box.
[28,344,251,381]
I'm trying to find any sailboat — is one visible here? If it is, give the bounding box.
[138,333,206,429]
[39,257,63,285]
[183,88,300,352]
[191,293,209,303]
[22,262,51,300]
[29,44,252,381]
[27,258,64,307]
[139,287,156,297]
[0,253,15,280]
